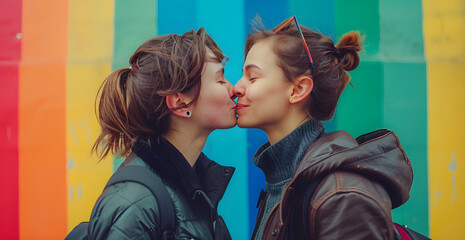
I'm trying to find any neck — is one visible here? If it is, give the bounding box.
[164,123,211,167]
[263,110,310,145]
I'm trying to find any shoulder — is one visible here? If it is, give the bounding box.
[97,181,158,209]
[98,157,161,208]
[89,177,161,239]
[308,172,393,239]
[313,171,391,210]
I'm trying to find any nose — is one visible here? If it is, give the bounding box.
[233,79,245,97]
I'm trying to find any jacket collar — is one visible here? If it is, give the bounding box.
[132,136,235,209]
[252,119,325,186]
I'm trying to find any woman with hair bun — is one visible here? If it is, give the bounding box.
[234,16,413,239]
[88,28,236,240]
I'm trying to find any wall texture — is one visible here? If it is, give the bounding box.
[0,0,464,239]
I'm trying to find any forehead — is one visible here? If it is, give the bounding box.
[202,48,222,75]
[205,47,220,63]
[206,47,215,58]
[245,39,278,67]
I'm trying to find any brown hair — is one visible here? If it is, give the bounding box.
[93,28,225,159]
[245,17,363,120]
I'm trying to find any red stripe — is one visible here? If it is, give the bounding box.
[0,0,22,239]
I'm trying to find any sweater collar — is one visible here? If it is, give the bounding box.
[252,120,325,186]
[132,136,234,208]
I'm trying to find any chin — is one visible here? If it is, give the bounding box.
[225,118,238,128]
[215,117,237,129]
[237,118,257,129]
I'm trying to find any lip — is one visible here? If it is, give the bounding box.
[235,103,249,111]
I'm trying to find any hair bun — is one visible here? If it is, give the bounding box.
[336,31,363,71]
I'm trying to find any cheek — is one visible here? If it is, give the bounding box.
[199,91,234,124]
[246,84,290,118]
[247,83,286,106]
[209,91,231,110]
[244,85,265,103]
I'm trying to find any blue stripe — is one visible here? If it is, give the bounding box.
[246,129,267,235]
[290,0,338,133]
[244,0,289,31]
[243,0,289,236]
[194,1,249,239]
[290,0,336,40]
[157,0,197,35]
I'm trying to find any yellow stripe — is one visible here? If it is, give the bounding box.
[66,0,114,231]
[424,0,465,238]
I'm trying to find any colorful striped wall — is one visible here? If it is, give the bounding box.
[0,0,464,239]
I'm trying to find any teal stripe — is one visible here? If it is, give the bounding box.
[113,0,157,69]
[386,62,428,235]
[113,0,157,172]
[379,0,428,235]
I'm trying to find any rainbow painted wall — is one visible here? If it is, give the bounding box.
[0,0,464,239]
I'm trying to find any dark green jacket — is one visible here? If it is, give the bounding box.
[88,137,234,240]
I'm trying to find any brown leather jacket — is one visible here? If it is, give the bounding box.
[258,129,413,240]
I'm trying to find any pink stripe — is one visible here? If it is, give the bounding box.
[0,0,22,239]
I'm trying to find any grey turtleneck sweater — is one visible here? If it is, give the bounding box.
[252,120,325,240]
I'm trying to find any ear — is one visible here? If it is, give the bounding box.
[289,76,314,103]
[166,93,191,118]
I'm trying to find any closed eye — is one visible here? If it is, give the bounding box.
[217,68,227,84]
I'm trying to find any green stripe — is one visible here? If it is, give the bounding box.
[335,0,428,235]
[334,0,383,136]
[379,0,427,235]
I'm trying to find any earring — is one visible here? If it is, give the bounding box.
[186,110,191,117]
[290,99,294,103]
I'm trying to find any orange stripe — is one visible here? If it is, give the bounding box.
[19,0,68,239]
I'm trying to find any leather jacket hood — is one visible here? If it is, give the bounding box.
[287,129,413,209]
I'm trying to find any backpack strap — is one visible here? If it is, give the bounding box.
[393,223,431,240]
[104,159,175,239]
[287,176,324,240]
[301,176,324,240]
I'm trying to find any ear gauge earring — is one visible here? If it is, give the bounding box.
[186,110,191,117]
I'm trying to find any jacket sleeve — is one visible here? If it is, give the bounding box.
[88,183,161,240]
[312,191,394,240]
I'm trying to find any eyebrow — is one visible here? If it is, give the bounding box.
[243,64,261,72]
[206,56,221,63]
[216,68,225,74]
